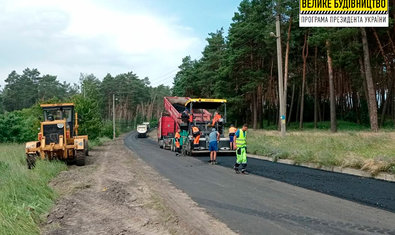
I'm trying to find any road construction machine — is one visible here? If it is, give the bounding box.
[25,103,88,169]
[158,97,233,155]
[181,98,233,156]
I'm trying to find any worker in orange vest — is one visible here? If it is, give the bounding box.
[192,124,200,149]
[175,129,181,156]
[228,124,237,150]
[189,112,193,123]
[212,112,222,126]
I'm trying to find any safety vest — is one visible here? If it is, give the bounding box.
[175,132,181,139]
[189,114,193,122]
[212,114,222,125]
[229,127,237,134]
[236,130,247,148]
[192,127,200,135]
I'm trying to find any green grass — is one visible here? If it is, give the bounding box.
[262,120,373,131]
[0,144,67,235]
[263,120,395,131]
[247,129,395,174]
[89,136,112,149]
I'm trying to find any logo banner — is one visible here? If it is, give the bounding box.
[299,0,389,27]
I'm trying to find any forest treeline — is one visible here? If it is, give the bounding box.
[0,68,171,142]
[1,0,395,143]
[173,0,395,131]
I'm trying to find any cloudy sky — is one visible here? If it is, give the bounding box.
[0,0,240,88]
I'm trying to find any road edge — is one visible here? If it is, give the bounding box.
[148,128,394,183]
[247,153,395,183]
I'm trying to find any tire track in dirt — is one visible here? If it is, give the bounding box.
[42,137,236,235]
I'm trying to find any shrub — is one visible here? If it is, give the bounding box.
[0,105,41,143]
[101,120,116,139]
[72,95,103,140]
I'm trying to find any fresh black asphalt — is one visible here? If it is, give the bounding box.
[125,132,395,235]
[202,156,395,212]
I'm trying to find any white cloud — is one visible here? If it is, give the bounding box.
[0,0,204,88]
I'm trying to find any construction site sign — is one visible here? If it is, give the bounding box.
[299,0,389,27]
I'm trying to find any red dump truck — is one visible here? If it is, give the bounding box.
[157,97,190,149]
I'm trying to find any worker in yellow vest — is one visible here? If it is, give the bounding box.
[228,124,237,150]
[233,124,248,174]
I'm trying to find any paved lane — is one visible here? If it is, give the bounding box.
[125,132,395,235]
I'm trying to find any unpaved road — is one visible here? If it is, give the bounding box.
[42,137,235,235]
[126,132,395,235]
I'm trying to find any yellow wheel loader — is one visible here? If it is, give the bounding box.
[25,103,88,169]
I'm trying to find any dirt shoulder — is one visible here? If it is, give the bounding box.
[147,129,157,142]
[42,135,235,235]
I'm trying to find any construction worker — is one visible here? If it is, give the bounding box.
[181,108,190,123]
[234,124,248,174]
[228,124,237,150]
[189,110,194,123]
[192,124,200,149]
[212,112,222,126]
[175,129,181,156]
[47,114,54,121]
[209,128,220,165]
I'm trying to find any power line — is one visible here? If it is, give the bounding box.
[151,75,175,87]
[148,68,179,84]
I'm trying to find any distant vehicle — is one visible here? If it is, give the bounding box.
[137,124,148,138]
[142,122,150,130]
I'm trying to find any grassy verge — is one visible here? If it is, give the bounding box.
[247,129,395,175]
[261,120,395,131]
[0,144,67,235]
[89,136,112,149]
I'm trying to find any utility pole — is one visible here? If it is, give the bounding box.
[275,13,286,137]
[113,93,116,139]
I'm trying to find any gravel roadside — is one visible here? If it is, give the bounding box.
[41,136,235,235]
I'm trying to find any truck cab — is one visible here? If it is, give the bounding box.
[137,124,148,138]
[41,104,75,143]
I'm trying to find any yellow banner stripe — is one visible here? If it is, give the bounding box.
[300,0,388,11]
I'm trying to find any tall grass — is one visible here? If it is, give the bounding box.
[262,120,373,131]
[89,136,112,149]
[247,129,395,174]
[0,144,67,235]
